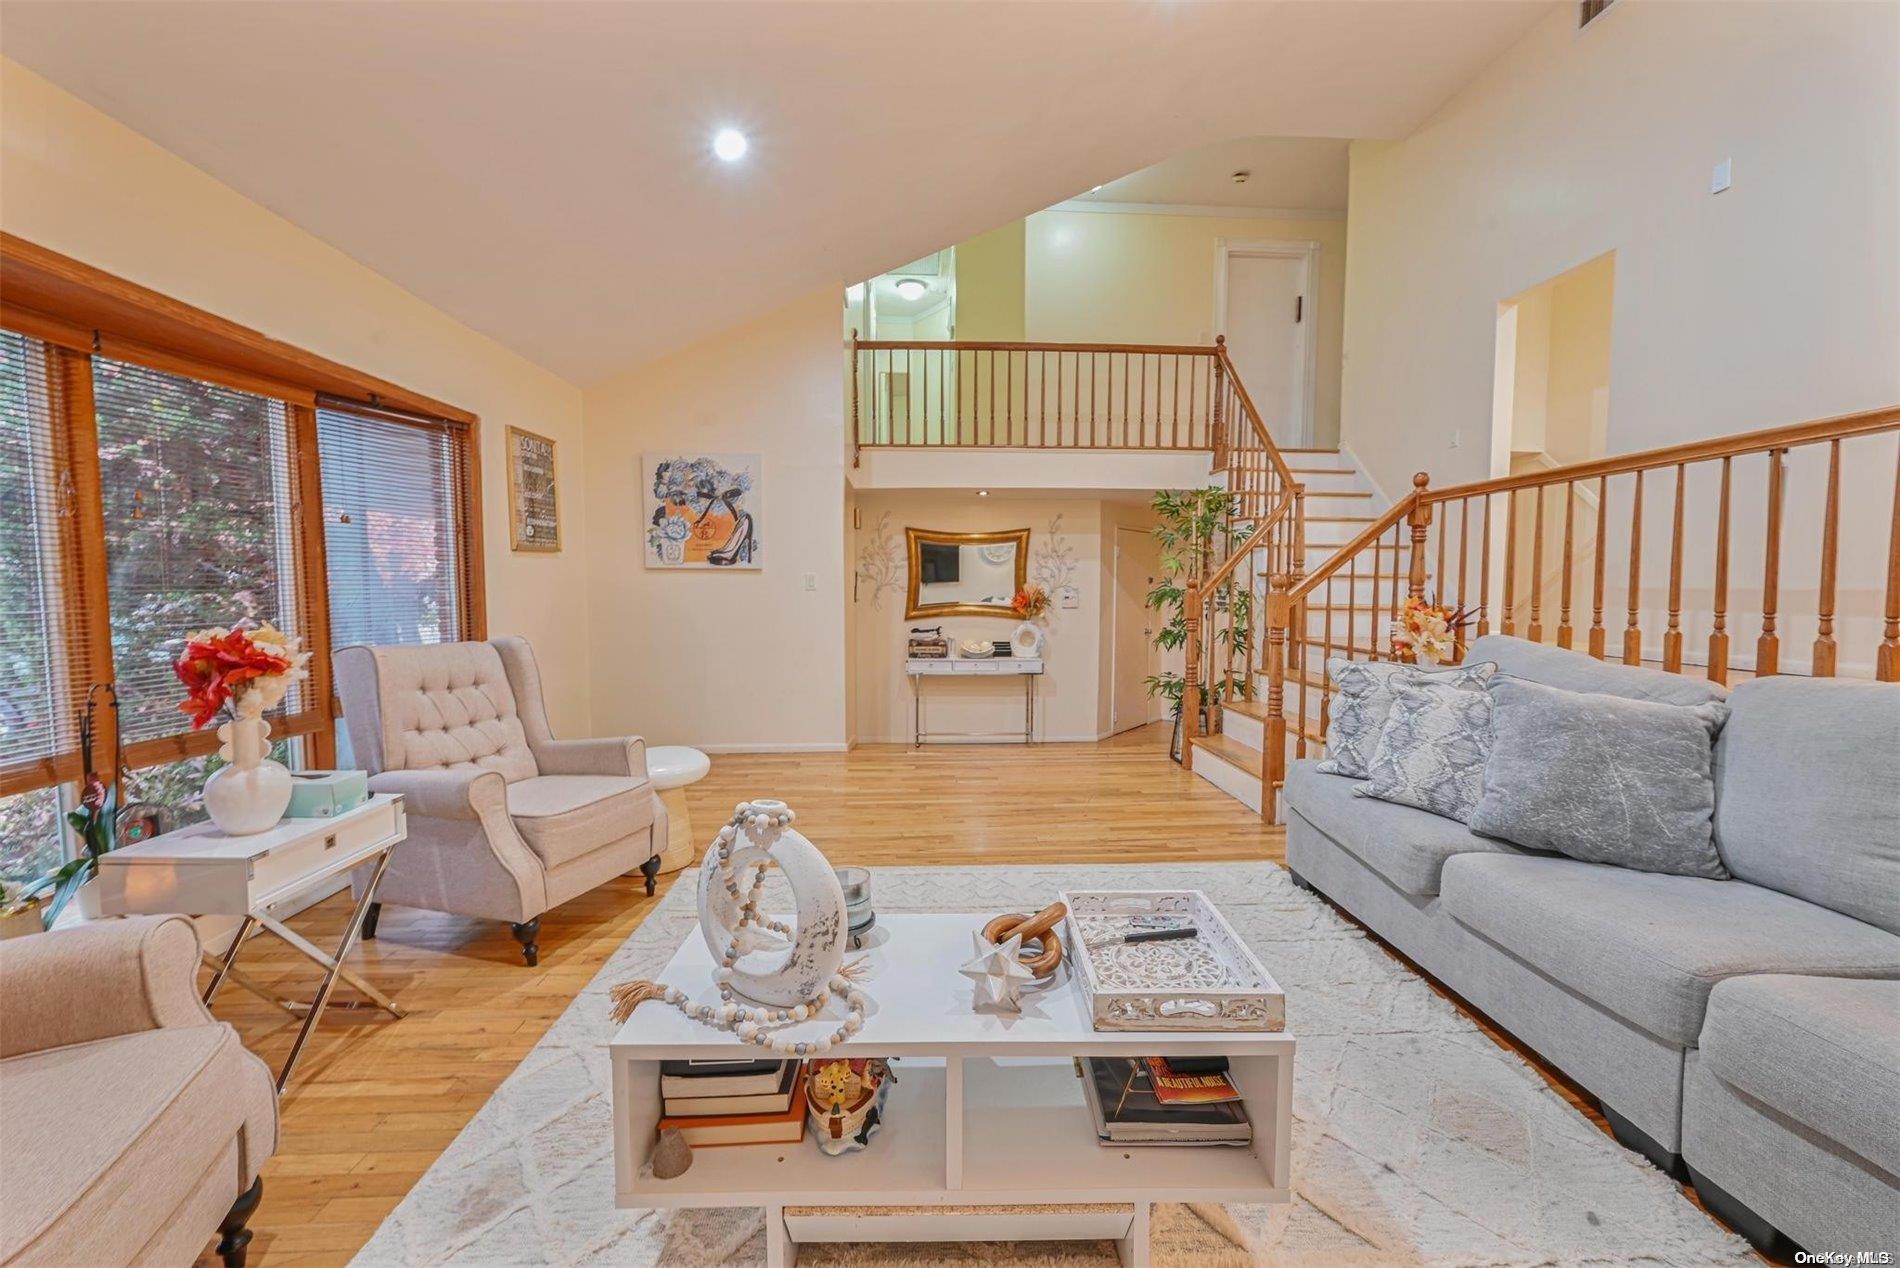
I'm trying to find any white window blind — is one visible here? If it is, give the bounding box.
[91,356,308,745]
[317,404,471,649]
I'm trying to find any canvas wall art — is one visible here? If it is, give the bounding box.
[643,453,762,568]
[506,425,561,552]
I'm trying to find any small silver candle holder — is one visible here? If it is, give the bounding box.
[837,866,874,948]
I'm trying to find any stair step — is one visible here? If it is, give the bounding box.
[1222,698,1326,743]
[1192,731,1266,777]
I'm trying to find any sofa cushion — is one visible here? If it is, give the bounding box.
[1698,974,1900,1176]
[509,774,656,868]
[1464,634,1728,706]
[1470,677,1730,878]
[1713,676,1900,935]
[1440,853,1900,1046]
[1285,759,1527,896]
[0,1025,276,1265]
[1317,658,1494,780]
[1356,674,1494,822]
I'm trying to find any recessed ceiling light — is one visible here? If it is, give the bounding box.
[712,128,749,162]
[976,489,990,497]
[894,278,927,301]
[1091,184,1104,192]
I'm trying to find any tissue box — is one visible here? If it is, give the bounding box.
[287,770,369,819]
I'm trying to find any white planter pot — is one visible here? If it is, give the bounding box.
[72,878,103,922]
[204,716,292,835]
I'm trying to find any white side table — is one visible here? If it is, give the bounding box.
[647,746,711,876]
[95,795,408,1090]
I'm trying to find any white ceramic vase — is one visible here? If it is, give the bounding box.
[204,715,292,836]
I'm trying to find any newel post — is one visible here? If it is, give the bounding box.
[849,329,862,469]
[1263,578,1291,822]
[1407,472,1432,602]
[1210,340,1228,471]
[1182,579,1202,770]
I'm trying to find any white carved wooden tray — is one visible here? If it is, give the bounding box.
[1060,889,1286,1032]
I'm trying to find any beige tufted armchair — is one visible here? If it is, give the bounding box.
[332,636,665,965]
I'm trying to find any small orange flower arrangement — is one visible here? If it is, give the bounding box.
[174,623,311,729]
[1390,596,1476,666]
[1010,583,1050,620]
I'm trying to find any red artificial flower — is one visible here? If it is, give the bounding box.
[173,628,294,729]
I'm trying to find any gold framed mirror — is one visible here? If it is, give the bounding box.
[905,527,1030,619]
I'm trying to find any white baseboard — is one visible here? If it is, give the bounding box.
[695,741,852,754]
[853,731,1115,746]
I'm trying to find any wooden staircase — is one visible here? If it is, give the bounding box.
[1184,406,1900,821]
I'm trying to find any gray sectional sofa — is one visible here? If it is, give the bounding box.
[1284,635,1900,1256]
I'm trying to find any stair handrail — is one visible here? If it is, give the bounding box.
[1255,402,1900,821]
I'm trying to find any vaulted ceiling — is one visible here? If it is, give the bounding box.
[0,1,1551,383]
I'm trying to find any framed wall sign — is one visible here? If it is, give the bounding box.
[506,425,561,552]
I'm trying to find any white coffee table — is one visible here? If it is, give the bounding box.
[609,912,1294,1266]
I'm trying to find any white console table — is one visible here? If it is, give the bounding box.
[95,795,407,1090]
[610,912,1294,1266]
[905,656,1044,745]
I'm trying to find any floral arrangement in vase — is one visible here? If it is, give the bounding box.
[1390,596,1477,667]
[175,623,310,835]
[1010,583,1050,621]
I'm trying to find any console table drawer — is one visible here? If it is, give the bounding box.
[250,796,403,903]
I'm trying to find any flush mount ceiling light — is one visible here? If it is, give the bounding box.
[894,278,928,301]
[712,128,749,162]
[976,489,990,497]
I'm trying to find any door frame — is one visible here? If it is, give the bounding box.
[1109,525,1161,736]
[1212,237,1320,447]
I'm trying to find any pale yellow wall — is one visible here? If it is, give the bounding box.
[1543,255,1614,467]
[951,220,1026,341]
[583,288,849,751]
[0,59,596,732]
[1342,2,1899,672]
[1021,209,1348,445]
[852,493,1108,744]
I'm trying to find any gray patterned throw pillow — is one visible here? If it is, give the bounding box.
[1354,675,1495,821]
[1470,676,1731,878]
[1319,658,1495,780]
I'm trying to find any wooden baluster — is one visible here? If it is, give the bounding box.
[1388,524,1402,652]
[1663,463,1686,672]
[1624,469,1645,665]
[1369,534,1382,659]
[1138,353,1147,447]
[1708,456,1732,684]
[1528,484,1545,643]
[1456,497,1470,650]
[1813,438,1841,676]
[914,349,924,444]
[1171,355,1182,448]
[1182,580,1201,769]
[1435,498,1448,603]
[1502,489,1518,636]
[1346,547,1359,664]
[1881,440,1900,681]
[939,349,948,446]
[1589,475,1608,658]
[883,348,896,445]
[1758,448,1784,676]
[1408,474,1432,603]
[1557,481,1575,649]
[1211,346,1226,467]
[1090,351,1098,448]
[1478,494,1492,637]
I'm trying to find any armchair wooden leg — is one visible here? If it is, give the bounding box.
[361,901,382,940]
[640,854,661,897]
[217,1176,263,1268]
[510,918,540,967]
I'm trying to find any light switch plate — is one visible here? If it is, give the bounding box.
[1710,157,1732,194]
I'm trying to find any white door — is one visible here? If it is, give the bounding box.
[1111,527,1163,735]
[1221,252,1308,446]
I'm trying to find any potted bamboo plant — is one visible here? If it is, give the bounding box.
[1143,487,1252,763]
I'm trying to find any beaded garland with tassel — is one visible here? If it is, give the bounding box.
[609,799,871,1057]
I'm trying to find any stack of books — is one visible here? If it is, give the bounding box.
[1079,1056,1252,1147]
[655,1059,806,1147]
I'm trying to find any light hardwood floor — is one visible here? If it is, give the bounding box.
[191,723,1736,1265]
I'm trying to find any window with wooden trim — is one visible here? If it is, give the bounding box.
[0,233,484,883]
[317,404,474,649]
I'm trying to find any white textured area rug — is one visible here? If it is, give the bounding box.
[353,864,1749,1266]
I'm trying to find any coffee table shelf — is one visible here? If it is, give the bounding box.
[610,913,1295,1266]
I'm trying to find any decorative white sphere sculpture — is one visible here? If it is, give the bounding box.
[696,799,847,1006]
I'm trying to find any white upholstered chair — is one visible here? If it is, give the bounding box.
[333,636,665,965]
